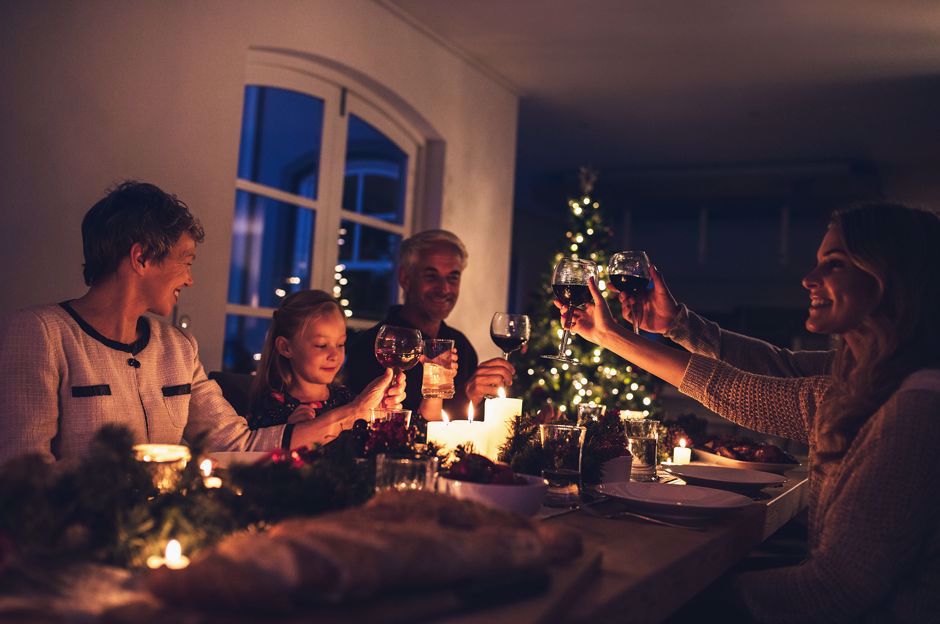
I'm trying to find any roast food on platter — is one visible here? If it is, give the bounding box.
[700,436,798,465]
[146,490,582,612]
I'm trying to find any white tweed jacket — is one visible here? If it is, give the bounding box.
[0,303,286,463]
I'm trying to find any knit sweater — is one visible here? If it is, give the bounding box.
[0,304,287,463]
[671,307,940,622]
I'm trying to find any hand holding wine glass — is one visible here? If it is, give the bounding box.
[374,325,423,399]
[490,313,530,359]
[607,251,651,334]
[542,257,597,364]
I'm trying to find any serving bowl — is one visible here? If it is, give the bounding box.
[439,473,548,516]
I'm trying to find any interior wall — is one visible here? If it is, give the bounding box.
[0,0,518,369]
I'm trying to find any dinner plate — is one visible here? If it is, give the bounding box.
[665,463,786,492]
[692,448,801,475]
[208,451,269,469]
[596,481,753,519]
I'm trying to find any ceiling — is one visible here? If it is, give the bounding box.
[386,0,940,180]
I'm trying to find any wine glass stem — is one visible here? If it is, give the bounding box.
[558,329,572,355]
[632,301,640,335]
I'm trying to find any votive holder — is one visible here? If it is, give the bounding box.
[134,444,191,493]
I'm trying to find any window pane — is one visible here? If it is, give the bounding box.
[237,86,324,198]
[227,190,315,308]
[342,114,407,224]
[223,314,271,374]
[337,220,401,320]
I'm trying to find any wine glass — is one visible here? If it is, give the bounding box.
[374,325,423,374]
[542,257,597,364]
[490,313,530,359]
[608,251,652,334]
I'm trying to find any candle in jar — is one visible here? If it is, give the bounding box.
[133,444,191,493]
[482,387,522,461]
[673,438,692,465]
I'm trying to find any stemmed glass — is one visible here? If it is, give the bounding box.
[608,251,651,334]
[542,257,597,364]
[490,313,530,359]
[374,325,423,375]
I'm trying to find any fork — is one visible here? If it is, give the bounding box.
[579,504,707,531]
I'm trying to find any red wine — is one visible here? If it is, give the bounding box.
[552,283,591,308]
[375,347,421,370]
[610,274,651,296]
[491,333,526,354]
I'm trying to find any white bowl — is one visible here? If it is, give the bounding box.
[440,473,548,516]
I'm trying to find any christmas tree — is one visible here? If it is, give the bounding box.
[515,167,661,420]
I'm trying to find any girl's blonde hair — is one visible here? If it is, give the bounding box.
[250,289,343,408]
[815,202,940,468]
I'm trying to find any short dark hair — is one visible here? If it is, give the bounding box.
[81,181,205,286]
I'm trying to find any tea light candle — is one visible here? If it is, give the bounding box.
[673,438,691,465]
[482,387,522,461]
[146,539,191,570]
[134,444,191,492]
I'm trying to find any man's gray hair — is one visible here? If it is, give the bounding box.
[399,229,469,274]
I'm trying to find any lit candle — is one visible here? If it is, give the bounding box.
[199,458,223,488]
[146,539,191,570]
[426,408,489,458]
[673,438,691,465]
[199,458,213,477]
[134,444,191,493]
[482,387,522,461]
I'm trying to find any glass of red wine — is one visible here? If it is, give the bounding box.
[543,257,597,364]
[490,313,531,359]
[374,325,423,375]
[608,251,652,334]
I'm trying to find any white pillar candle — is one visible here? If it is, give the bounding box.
[673,438,692,465]
[482,387,522,461]
[427,410,488,457]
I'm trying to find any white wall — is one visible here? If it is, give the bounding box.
[0,0,518,368]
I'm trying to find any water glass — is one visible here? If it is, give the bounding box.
[539,424,586,507]
[370,408,412,429]
[422,338,456,399]
[576,403,607,425]
[374,454,438,493]
[621,416,658,482]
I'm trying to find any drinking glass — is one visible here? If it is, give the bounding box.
[608,251,651,334]
[421,339,456,399]
[374,325,423,374]
[542,257,597,364]
[490,313,531,359]
[374,454,438,493]
[539,423,586,507]
[621,416,658,482]
[369,408,413,429]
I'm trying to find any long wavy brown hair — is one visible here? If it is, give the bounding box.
[250,290,343,409]
[815,203,940,467]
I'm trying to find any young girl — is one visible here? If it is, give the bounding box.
[248,290,405,430]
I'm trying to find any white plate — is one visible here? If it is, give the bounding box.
[692,448,801,474]
[665,463,786,492]
[597,481,753,519]
[209,451,269,469]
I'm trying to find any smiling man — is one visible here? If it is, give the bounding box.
[0,181,353,464]
[344,230,514,418]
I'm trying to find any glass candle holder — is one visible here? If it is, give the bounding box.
[134,444,191,493]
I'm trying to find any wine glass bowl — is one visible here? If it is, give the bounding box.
[374,325,423,372]
[608,251,651,334]
[543,257,597,364]
[490,313,531,359]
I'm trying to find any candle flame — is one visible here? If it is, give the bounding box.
[497,387,506,399]
[441,410,450,424]
[199,459,213,477]
[679,438,687,449]
[166,539,182,562]
[468,402,475,423]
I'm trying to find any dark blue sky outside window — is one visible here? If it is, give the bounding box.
[238,86,324,199]
[341,114,407,224]
[223,314,271,374]
[227,190,315,308]
[338,219,400,320]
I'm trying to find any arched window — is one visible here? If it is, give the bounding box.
[223,56,421,373]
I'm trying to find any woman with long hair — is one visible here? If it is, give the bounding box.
[560,203,940,621]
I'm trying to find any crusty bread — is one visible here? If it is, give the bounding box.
[147,491,581,612]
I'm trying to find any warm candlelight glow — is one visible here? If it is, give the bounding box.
[441,410,450,423]
[133,444,191,493]
[199,458,213,477]
[467,403,475,423]
[680,438,687,449]
[497,386,506,399]
[673,438,692,465]
[164,539,190,570]
[204,476,223,489]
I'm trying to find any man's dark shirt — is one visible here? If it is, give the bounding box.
[343,306,478,416]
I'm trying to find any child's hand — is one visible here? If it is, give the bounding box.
[287,403,318,424]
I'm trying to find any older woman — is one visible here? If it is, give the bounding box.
[561,203,940,622]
